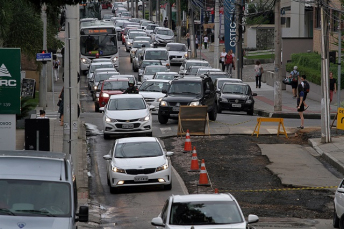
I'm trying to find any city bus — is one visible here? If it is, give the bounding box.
[80,20,119,74]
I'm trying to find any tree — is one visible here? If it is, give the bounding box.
[246,0,274,25]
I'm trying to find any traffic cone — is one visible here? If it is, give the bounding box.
[183,129,192,153]
[189,147,200,172]
[198,159,210,186]
[214,188,219,193]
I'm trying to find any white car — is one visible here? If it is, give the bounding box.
[130,40,151,62]
[196,68,222,76]
[145,23,159,36]
[153,72,179,80]
[214,77,243,91]
[179,59,211,75]
[102,137,174,194]
[139,79,171,113]
[142,65,169,82]
[334,179,344,228]
[87,62,116,81]
[151,193,259,228]
[166,43,188,65]
[153,28,175,46]
[102,94,154,139]
[125,31,147,52]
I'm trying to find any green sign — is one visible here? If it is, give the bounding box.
[0,48,21,114]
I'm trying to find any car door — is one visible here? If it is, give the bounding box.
[335,179,344,216]
[106,146,115,178]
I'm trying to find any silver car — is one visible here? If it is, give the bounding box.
[130,40,151,63]
[153,28,175,46]
[142,65,169,82]
[125,31,147,52]
[166,43,188,65]
[179,59,211,75]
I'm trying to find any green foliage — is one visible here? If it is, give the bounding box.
[286,52,344,89]
[246,54,274,59]
[16,92,39,120]
[246,1,274,25]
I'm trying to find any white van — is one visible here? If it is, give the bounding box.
[0,151,88,228]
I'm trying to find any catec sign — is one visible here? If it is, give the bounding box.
[0,48,21,114]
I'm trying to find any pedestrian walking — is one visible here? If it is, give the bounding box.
[53,58,60,81]
[300,75,309,110]
[58,87,64,126]
[254,61,263,88]
[163,17,168,28]
[224,50,234,75]
[289,66,299,98]
[186,33,190,50]
[195,36,199,50]
[220,48,227,72]
[330,71,337,103]
[297,83,305,129]
[203,35,208,49]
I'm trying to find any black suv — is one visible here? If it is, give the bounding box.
[158,76,218,124]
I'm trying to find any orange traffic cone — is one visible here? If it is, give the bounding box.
[198,159,210,186]
[214,188,219,193]
[183,129,192,153]
[189,147,200,172]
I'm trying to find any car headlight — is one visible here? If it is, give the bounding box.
[184,53,188,58]
[158,97,163,102]
[112,166,126,173]
[156,162,169,172]
[139,115,150,121]
[93,85,97,90]
[102,93,110,98]
[105,116,117,122]
[127,41,131,45]
[81,57,91,64]
[111,56,118,62]
[160,101,168,106]
[246,99,253,104]
[189,101,200,106]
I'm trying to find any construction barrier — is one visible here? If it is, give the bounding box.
[178,105,209,136]
[252,117,288,138]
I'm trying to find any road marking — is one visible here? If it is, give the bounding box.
[160,127,172,134]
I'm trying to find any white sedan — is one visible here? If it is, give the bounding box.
[139,79,171,113]
[334,179,344,228]
[103,137,174,194]
[102,94,154,139]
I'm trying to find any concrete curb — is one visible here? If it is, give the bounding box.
[255,109,336,119]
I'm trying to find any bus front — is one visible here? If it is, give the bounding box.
[80,27,119,73]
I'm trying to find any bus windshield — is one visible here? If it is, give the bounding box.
[80,34,118,56]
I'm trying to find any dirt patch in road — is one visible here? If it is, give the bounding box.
[163,134,335,219]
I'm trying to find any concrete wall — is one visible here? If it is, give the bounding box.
[245,27,256,49]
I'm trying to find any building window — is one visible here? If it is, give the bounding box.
[315,7,321,28]
[332,10,338,32]
[286,17,290,28]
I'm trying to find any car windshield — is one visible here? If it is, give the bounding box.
[141,61,161,68]
[186,62,209,69]
[218,80,240,89]
[103,14,113,19]
[141,21,151,26]
[103,81,128,90]
[133,37,151,42]
[145,67,167,74]
[157,30,174,36]
[0,179,71,217]
[209,74,230,83]
[154,74,175,80]
[95,73,117,81]
[169,82,202,95]
[90,64,114,73]
[115,20,126,27]
[80,35,117,56]
[168,45,186,52]
[121,12,131,17]
[145,50,168,60]
[129,32,146,39]
[197,69,219,75]
[187,67,201,74]
[133,41,150,48]
[169,201,243,225]
[108,98,145,110]
[222,84,249,95]
[115,142,163,158]
[139,81,170,92]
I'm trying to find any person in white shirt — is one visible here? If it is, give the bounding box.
[220,48,227,71]
[36,110,48,119]
[52,58,60,81]
[203,36,208,49]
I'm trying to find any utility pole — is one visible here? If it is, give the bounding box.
[149,0,152,21]
[131,0,134,18]
[63,5,80,162]
[273,0,282,111]
[214,0,220,69]
[157,0,160,25]
[40,3,47,109]
[236,0,243,79]
[189,0,196,58]
[167,2,171,29]
[337,15,342,112]
[142,0,145,19]
[320,1,331,143]
[176,0,181,42]
[135,0,139,18]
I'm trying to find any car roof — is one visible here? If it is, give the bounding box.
[216,77,242,81]
[185,59,209,63]
[142,60,161,63]
[117,137,158,144]
[144,79,171,83]
[166,43,186,46]
[91,62,114,66]
[94,68,117,72]
[92,58,112,62]
[145,47,167,51]
[157,27,172,31]
[172,193,235,203]
[104,78,129,82]
[223,82,249,86]
[97,71,119,75]
[156,72,178,75]
[173,77,203,82]
[109,94,143,99]
[146,65,167,68]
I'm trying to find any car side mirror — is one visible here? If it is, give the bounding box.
[141,56,143,60]
[103,154,112,160]
[216,89,220,93]
[162,89,167,94]
[99,107,105,112]
[166,151,174,156]
[76,206,89,222]
[151,217,165,227]
[252,93,257,96]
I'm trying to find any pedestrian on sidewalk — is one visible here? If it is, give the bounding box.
[203,35,208,49]
[58,87,64,126]
[195,36,199,50]
[254,60,263,88]
[297,83,305,129]
[330,71,337,103]
[289,66,299,98]
[225,50,234,75]
[300,75,309,110]
[220,48,227,71]
[37,110,48,119]
[186,33,190,50]
[53,57,61,82]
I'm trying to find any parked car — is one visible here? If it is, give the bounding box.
[152,27,175,46]
[103,137,173,193]
[102,94,154,139]
[179,59,211,75]
[96,78,129,112]
[142,65,169,82]
[151,193,259,228]
[139,79,171,113]
[130,40,151,63]
[158,76,218,124]
[153,72,179,80]
[166,43,188,65]
[137,60,162,80]
[217,82,256,115]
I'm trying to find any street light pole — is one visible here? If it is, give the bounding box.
[274,0,282,111]
[40,3,47,109]
[214,0,220,69]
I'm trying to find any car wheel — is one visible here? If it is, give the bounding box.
[95,103,99,112]
[104,133,110,139]
[158,112,168,124]
[334,207,340,228]
[164,182,172,190]
[247,107,254,116]
[130,57,132,63]
[110,186,119,194]
[208,103,217,121]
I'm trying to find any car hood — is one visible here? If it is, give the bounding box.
[114,156,166,169]
[163,94,201,103]
[221,94,250,100]
[139,91,165,99]
[156,34,174,40]
[106,109,149,119]
[169,51,187,56]
[0,216,71,229]
[162,222,247,229]
[102,90,125,95]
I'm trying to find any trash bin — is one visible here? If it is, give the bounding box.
[25,119,50,151]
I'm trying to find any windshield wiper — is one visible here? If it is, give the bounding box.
[0,208,15,215]
[15,209,56,217]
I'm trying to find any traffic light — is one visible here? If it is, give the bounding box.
[41,50,47,54]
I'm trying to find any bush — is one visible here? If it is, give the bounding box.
[286,52,344,89]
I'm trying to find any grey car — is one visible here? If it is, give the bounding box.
[179,59,211,75]
[166,43,188,65]
[137,60,162,81]
[142,65,169,82]
[125,31,147,52]
[130,40,151,63]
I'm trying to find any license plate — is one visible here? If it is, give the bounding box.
[172,107,180,111]
[122,123,134,129]
[134,176,148,182]
[232,104,242,108]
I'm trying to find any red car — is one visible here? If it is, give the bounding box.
[96,78,129,112]
[101,1,112,9]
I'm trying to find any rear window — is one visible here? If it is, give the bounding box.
[169,81,202,95]
[145,50,168,60]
